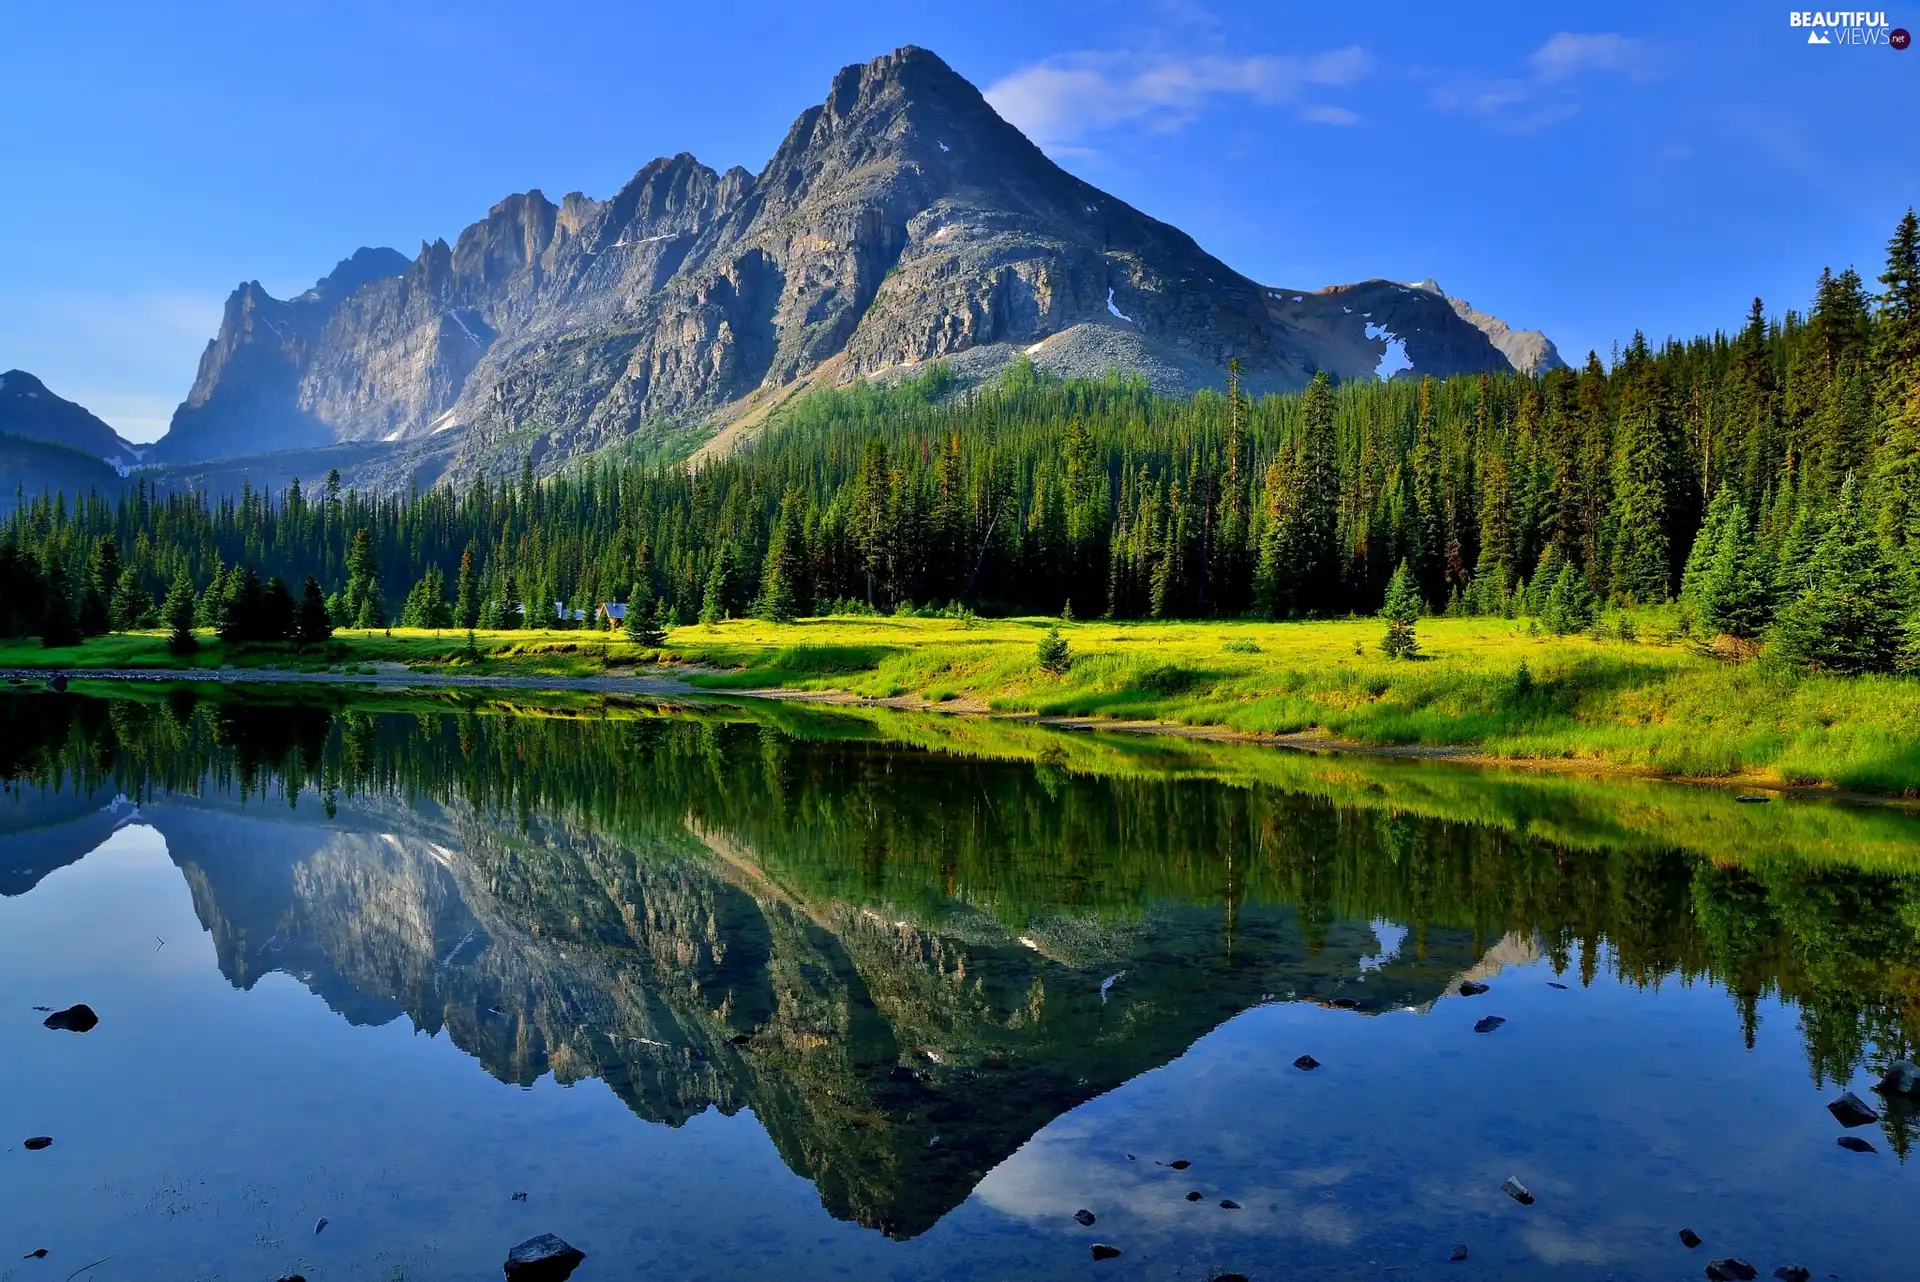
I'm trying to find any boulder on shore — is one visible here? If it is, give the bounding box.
[1875,1060,1920,1096]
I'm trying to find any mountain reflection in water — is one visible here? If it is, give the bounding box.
[2,688,1917,1278]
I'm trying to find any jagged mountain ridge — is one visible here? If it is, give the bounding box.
[0,369,140,467]
[148,47,1553,477]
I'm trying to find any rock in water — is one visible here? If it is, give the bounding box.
[1449,1245,1469,1261]
[1168,1159,1191,1170]
[1293,1055,1321,1071]
[1458,981,1489,996]
[1185,1190,1203,1202]
[1474,1016,1507,1034]
[1706,1261,1758,1282]
[314,1217,328,1235]
[1679,1228,1703,1249]
[1827,1091,1878,1127]
[42,1004,98,1033]
[1090,1244,1122,1261]
[23,1136,52,1150]
[1875,1060,1920,1096]
[1500,1176,1533,1205]
[23,1249,48,1259]
[504,1233,585,1281]
[1074,1209,1096,1227]
[1773,1267,1811,1282]
[45,675,67,693]
[1218,1199,1241,1209]
[1547,982,1569,990]
[1837,1135,1877,1153]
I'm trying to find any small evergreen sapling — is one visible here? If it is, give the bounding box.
[1036,625,1072,675]
[1379,560,1422,659]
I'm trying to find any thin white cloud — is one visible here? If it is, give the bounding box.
[1299,104,1360,126]
[1434,32,1669,133]
[987,47,1368,149]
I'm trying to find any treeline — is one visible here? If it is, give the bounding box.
[3,212,1917,664]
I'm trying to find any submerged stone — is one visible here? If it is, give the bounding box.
[1218,1199,1240,1209]
[1074,1209,1096,1226]
[1185,1190,1203,1201]
[1449,1244,1469,1262]
[22,1136,52,1151]
[1828,1091,1878,1127]
[1680,1228,1703,1249]
[1168,1159,1190,1170]
[42,1004,98,1033]
[1091,1244,1122,1261]
[1474,1016,1507,1034]
[504,1233,585,1281]
[1293,1055,1321,1071]
[1500,1176,1533,1205]
[1706,1261,1758,1281]
[1837,1135,1877,1153]
[1773,1267,1811,1282]
[1458,981,1489,996]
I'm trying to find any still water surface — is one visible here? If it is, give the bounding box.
[2,690,1917,1280]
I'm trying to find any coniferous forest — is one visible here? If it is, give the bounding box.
[4,211,1919,675]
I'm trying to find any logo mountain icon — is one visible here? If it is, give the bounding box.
[1807,28,1831,43]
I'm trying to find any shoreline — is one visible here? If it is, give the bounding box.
[13,664,1913,809]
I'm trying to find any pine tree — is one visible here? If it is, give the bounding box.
[1542,562,1598,635]
[39,561,82,648]
[343,528,385,628]
[108,569,152,631]
[625,597,668,646]
[1379,560,1422,659]
[295,576,332,645]
[454,546,479,629]
[1698,500,1777,641]
[1770,478,1910,674]
[79,536,120,636]
[260,576,297,640]
[757,492,806,624]
[700,546,732,626]
[1609,333,1675,603]
[1682,489,1738,604]
[219,567,265,642]
[163,567,197,654]
[1035,625,1072,675]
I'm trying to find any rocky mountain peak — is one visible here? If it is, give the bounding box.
[0,368,139,465]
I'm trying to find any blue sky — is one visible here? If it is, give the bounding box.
[1,0,1914,441]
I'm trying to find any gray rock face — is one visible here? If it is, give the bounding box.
[150,47,1541,476]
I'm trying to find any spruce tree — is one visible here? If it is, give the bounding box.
[343,528,385,628]
[109,570,152,631]
[1770,479,1910,674]
[164,567,198,654]
[295,576,332,645]
[1698,500,1777,641]
[1609,333,1675,603]
[625,597,668,647]
[1379,559,1422,658]
[454,547,479,629]
[261,576,297,640]
[1682,489,1737,605]
[1542,562,1598,635]
[758,494,806,624]
[39,561,82,648]
[1035,625,1072,675]
[80,536,120,635]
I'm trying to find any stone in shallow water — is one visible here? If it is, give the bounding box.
[1458,981,1489,996]
[1449,1244,1469,1262]
[1218,1199,1240,1209]
[1167,1159,1190,1170]
[42,1004,98,1033]
[1875,1060,1920,1096]
[1293,1054,1321,1071]
[1680,1228,1703,1249]
[1706,1261,1758,1282]
[22,1136,52,1151]
[1090,1244,1122,1261]
[1547,981,1569,989]
[1474,1016,1507,1034]
[1828,1091,1878,1127]
[1773,1267,1811,1282]
[1837,1135,1877,1153]
[504,1233,585,1281]
[1185,1190,1203,1202]
[1500,1176,1533,1205]
[1074,1209,1096,1226]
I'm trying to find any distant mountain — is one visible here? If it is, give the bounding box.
[1408,279,1565,375]
[0,432,125,514]
[147,47,1555,477]
[0,369,140,467]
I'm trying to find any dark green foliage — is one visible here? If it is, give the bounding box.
[295,576,332,646]
[1036,625,1071,675]
[39,561,81,648]
[625,599,668,647]
[401,565,452,628]
[1770,480,1911,674]
[1379,559,1421,659]
[163,566,197,653]
[1541,562,1598,635]
[342,528,384,628]
[1696,500,1777,640]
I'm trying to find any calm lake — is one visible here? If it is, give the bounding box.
[2,688,1917,1281]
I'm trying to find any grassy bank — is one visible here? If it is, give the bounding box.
[7,613,1919,794]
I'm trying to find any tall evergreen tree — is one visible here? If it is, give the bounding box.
[1698,500,1777,641]
[454,546,479,629]
[163,567,197,653]
[1379,560,1422,658]
[295,576,332,645]
[1609,333,1675,603]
